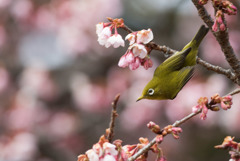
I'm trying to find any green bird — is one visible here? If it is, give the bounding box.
[137,25,209,101]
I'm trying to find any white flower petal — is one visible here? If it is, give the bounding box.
[132,43,147,58]
[106,34,125,48]
[137,28,153,44]
[96,23,104,36]
[103,155,116,161]
[125,33,136,45]
[86,149,99,161]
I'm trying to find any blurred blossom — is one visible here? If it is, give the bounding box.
[201,29,240,66]
[0,0,10,8]
[34,7,57,30]
[120,101,161,130]
[47,112,77,139]
[219,96,240,132]
[106,67,129,98]
[19,67,58,101]
[32,0,123,55]
[70,73,110,112]
[10,0,33,21]
[0,132,37,161]
[5,92,49,131]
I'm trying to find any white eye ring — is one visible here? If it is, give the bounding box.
[148,88,154,95]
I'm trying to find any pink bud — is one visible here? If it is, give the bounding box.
[220,23,226,31]
[200,113,207,120]
[156,135,163,143]
[118,55,128,68]
[192,105,199,113]
[129,57,140,70]
[143,58,153,70]
[212,21,218,32]
[126,51,135,63]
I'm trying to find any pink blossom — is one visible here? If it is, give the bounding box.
[0,132,37,161]
[125,33,136,45]
[212,21,218,32]
[200,105,208,120]
[96,22,104,36]
[129,57,141,70]
[125,51,135,63]
[131,43,148,59]
[143,58,153,70]
[192,105,199,113]
[97,26,112,46]
[118,51,142,70]
[220,23,226,31]
[105,34,125,48]
[103,155,116,161]
[192,97,209,120]
[136,29,153,44]
[220,95,232,110]
[118,54,129,68]
[103,142,118,156]
[86,149,99,161]
[156,135,163,143]
[0,0,11,8]
[10,0,33,20]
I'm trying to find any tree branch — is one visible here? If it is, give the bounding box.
[107,93,120,143]
[128,88,240,161]
[192,0,240,85]
[196,57,238,84]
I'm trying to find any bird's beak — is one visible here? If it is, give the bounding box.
[136,96,144,102]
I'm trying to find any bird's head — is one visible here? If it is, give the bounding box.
[137,80,167,101]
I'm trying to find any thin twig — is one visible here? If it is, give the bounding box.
[107,93,120,143]
[227,88,240,96]
[128,88,240,161]
[196,57,239,84]
[128,110,201,161]
[192,0,240,85]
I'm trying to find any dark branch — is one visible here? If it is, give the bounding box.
[107,93,120,143]
[196,57,239,84]
[192,0,240,85]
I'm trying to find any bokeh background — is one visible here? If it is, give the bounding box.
[0,0,239,161]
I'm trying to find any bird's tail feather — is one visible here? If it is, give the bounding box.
[192,25,209,47]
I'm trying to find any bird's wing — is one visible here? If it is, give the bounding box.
[154,47,192,76]
[169,66,194,99]
[177,66,194,92]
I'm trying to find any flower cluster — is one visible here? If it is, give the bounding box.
[96,18,125,48]
[211,94,233,110]
[162,125,183,139]
[215,136,240,161]
[147,121,161,134]
[192,94,233,120]
[78,134,165,161]
[96,18,154,70]
[78,135,118,161]
[198,0,237,32]
[118,29,153,70]
[192,97,209,120]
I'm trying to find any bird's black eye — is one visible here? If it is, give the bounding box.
[148,88,154,95]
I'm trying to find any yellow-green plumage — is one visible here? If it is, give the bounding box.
[137,25,209,101]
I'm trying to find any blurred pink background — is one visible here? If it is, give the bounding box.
[0,0,239,161]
